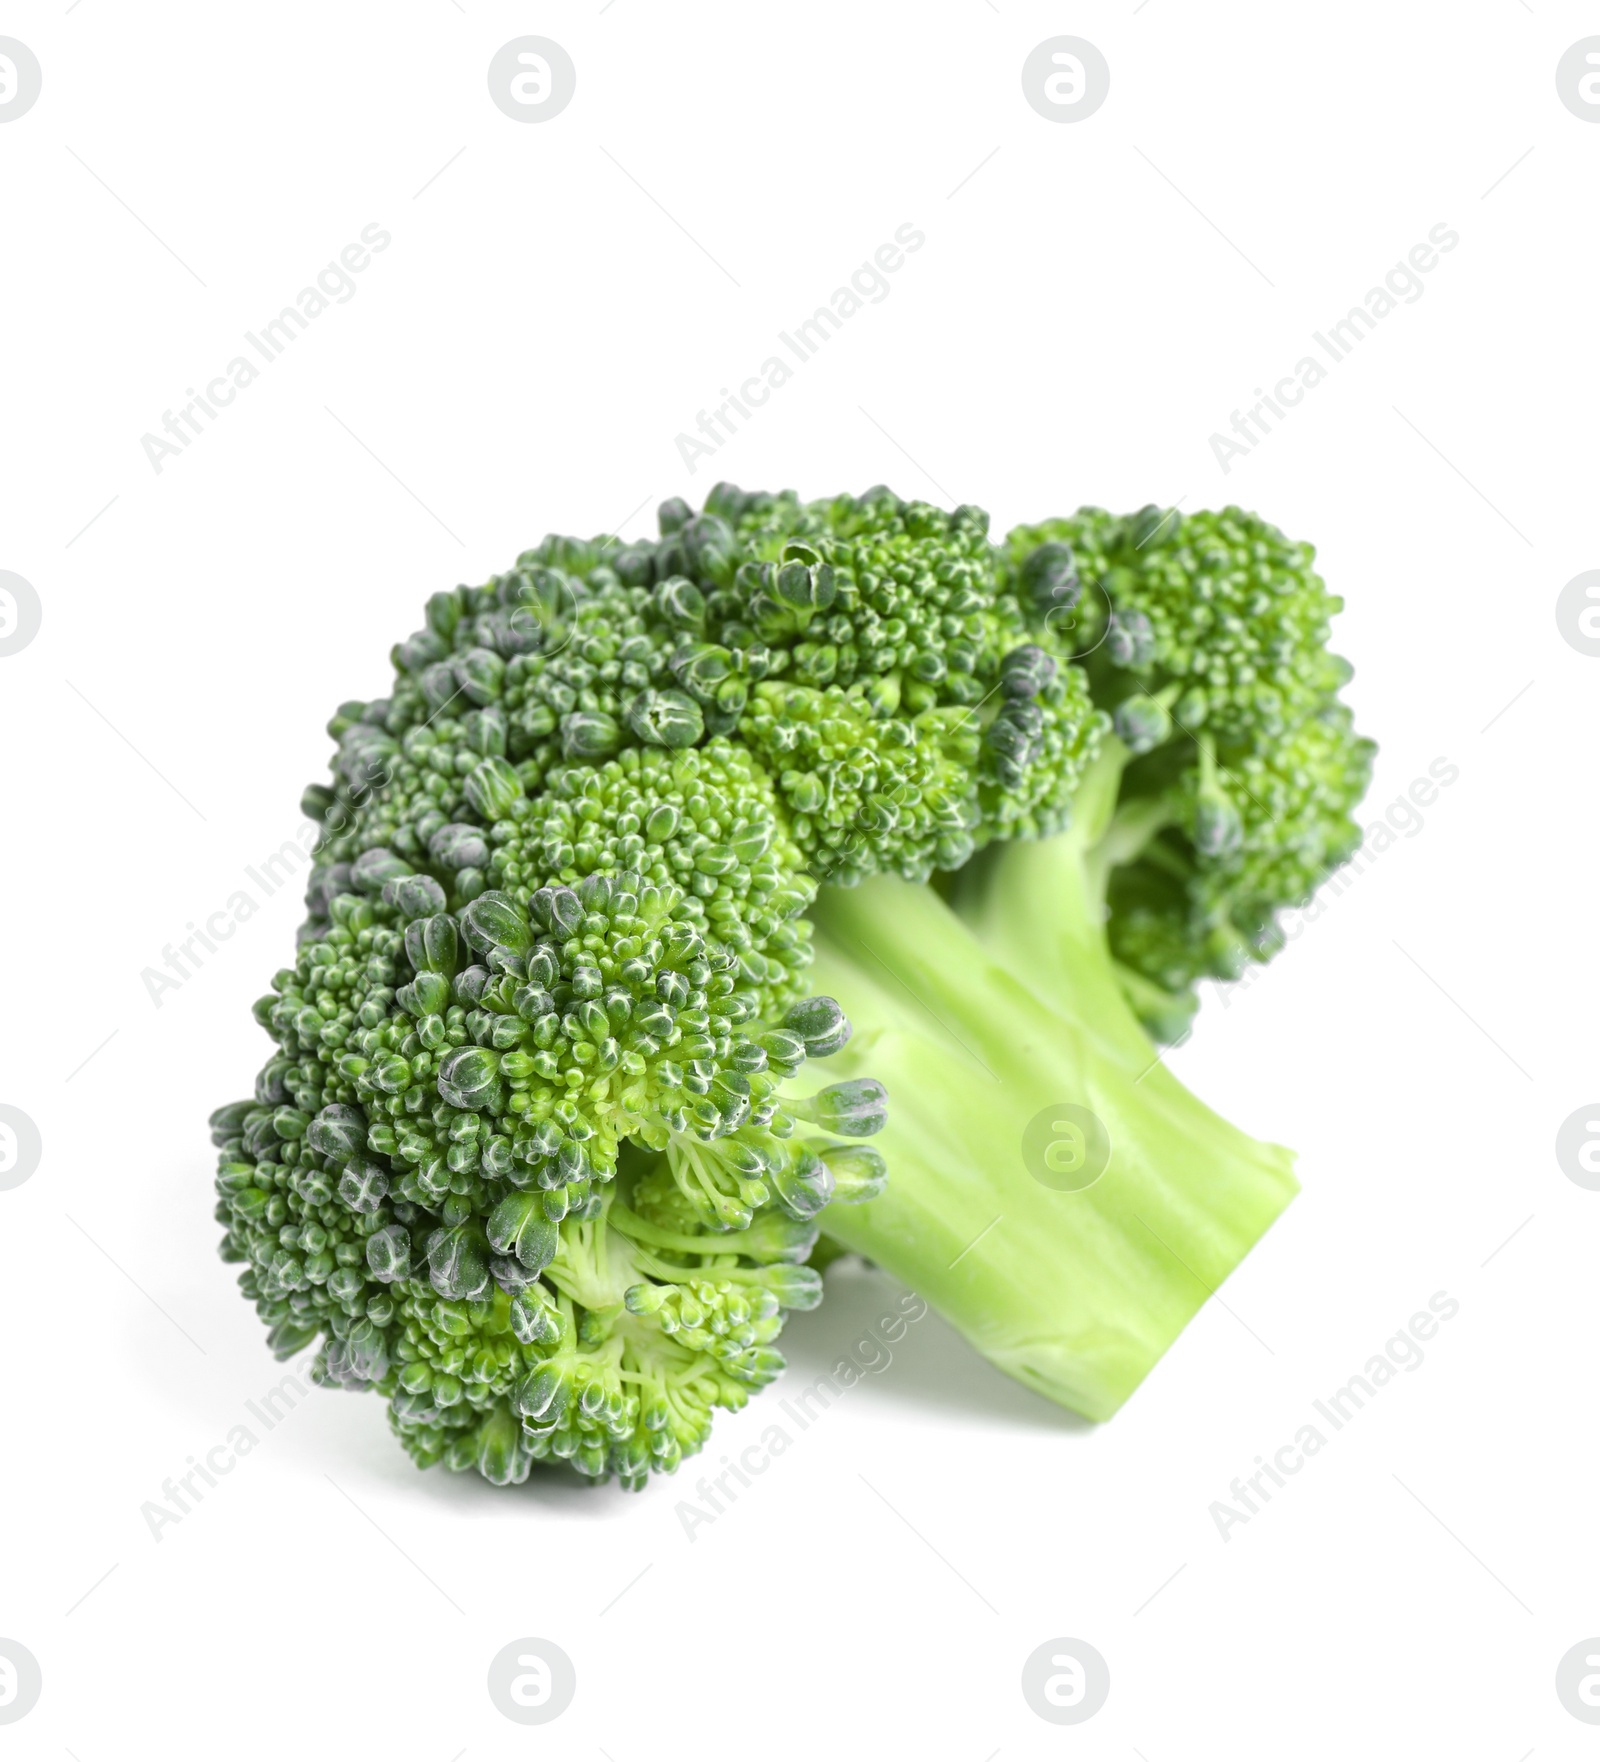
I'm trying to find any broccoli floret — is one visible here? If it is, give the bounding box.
[217,1104,849,1490]
[212,877,882,1485]
[362,1154,836,1491]
[699,488,1013,702]
[1001,504,1375,1033]
[655,487,1105,882]
[216,614,885,1485]
[306,552,690,857]
[733,659,1101,885]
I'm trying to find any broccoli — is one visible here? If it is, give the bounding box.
[210,483,1370,1481]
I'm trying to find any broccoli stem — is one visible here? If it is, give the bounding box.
[806,789,1297,1421]
[956,738,1193,1056]
[957,739,1160,1071]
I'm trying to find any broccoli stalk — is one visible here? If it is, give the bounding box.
[807,732,1297,1421]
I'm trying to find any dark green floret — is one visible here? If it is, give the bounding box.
[1001,504,1375,1036]
[211,868,882,1487]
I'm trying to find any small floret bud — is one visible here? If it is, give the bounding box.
[656,496,692,535]
[1106,608,1156,669]
[1128,504,1178,549]
[654,575,706,626]
[1019,540,1081,614]
[460,890,533,958]
[783,995,851,1058]
[1194,788,1244,858]
[365,1224,411,1282]
[351,847,412,892]
[384,873,448,921]
[475,1410,530,1486]
[464,755,524,819]
[488,1191,561,1272]
[625,688,704,749]
[426,1222,491,1300]
[821,1143,889,1204]
[757,1264,824,1310]
[768,1146,835,1220]
[512,1363,568,1423]
[561,709,624,760]
[337,1159,389,1214]
[403,912,459,977]
[1000,644,1057,697]
[437,1045,504,1111]
[794,1078,889,1138]
[1114,693,1173,755]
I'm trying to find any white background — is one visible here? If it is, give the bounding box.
[1,3,1596,1757]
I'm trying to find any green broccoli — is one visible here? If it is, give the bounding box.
[210,483,1370,1480]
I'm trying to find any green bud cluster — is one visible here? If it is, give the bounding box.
[305,554,687,861]
[737,659,1103,886]
[1012,505,1354,737]
[1002,505,1375,1023]
[484,740,817,1019]
[685,484,1036,706]
[303,487,1106,910]
[649,487,1107,882]
[1105,704,1372,1004]
[213,848,885,1487]
[371,1152,854,1490]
